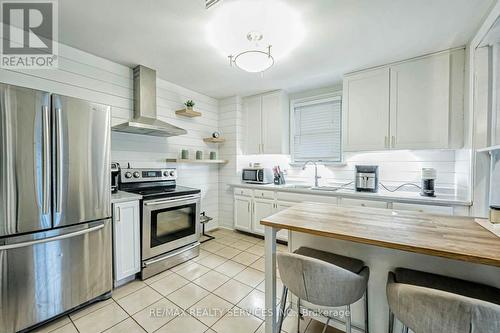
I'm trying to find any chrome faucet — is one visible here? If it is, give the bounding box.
[302,160,321,187]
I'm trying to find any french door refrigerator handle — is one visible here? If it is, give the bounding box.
[55,107,63,213]
[0,222,105,251]
[42,105,50,214]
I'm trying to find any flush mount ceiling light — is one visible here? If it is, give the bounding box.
[206,0,304,73]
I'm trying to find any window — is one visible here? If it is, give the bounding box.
[290,95,342,163]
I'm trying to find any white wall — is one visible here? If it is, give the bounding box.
[0,42,220,229]
[238,150,459,193]
[218,96,243,228]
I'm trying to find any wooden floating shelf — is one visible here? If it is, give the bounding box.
[175,108,202,117]
[166,158,228,164]
[203,137,225,143]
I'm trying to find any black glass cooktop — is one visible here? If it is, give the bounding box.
[123,185,200,198]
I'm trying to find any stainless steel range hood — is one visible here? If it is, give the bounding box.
[112,65,187,137]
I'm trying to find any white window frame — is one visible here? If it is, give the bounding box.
[289,92,344,166]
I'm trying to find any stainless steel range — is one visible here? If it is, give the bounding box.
[120,168,201,279]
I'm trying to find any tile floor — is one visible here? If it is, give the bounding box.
[33,229,340,333]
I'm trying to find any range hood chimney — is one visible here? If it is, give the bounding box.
[112,65,187,137]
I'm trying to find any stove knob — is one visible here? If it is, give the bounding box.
[124,172,132,179]
[133,171,140,178]
[169,171,175,177]
[163,171,169,177]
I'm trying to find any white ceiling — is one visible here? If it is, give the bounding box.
[59,0,495,99]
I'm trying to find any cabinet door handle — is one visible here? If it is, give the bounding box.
[391,136,395,148]
[116,207,121,222]
[261,144,264,154]
[384,136,389,148]
[247,202,250,212]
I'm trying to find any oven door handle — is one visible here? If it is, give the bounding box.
[144,195,200,206]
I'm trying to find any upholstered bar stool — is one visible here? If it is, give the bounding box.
[277,247,370,333]
[386,268,500,333]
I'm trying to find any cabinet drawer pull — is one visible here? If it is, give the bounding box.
[116,207,121,222]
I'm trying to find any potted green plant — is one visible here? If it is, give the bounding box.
[185,100,195,111]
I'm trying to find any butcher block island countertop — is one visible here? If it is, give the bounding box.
[261,202,500,267]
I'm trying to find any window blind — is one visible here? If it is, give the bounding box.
[292,97,342,163]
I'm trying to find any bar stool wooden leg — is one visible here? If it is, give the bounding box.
[346,304,352,333]
[277,286,288,332]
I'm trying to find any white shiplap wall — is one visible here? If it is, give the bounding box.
[0,42,220,229]
[218,96,243,228]
[239,151,459,192]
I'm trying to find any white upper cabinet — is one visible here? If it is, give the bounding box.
[243,90,289,154]
[244,95,262,155]
[343,68,391,151]
[343,48,465,151]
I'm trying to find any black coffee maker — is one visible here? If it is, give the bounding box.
[111,162,120,193]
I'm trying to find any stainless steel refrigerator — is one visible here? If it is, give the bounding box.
[0,83,112,332]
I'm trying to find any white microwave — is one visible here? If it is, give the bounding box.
[241,168,274,184]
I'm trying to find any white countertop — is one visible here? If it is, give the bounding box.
[111,191,142,204]
[228,183,471,206]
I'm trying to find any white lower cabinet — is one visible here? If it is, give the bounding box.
[234,195,252,232]
[233,187,461,241]
[252,198,275,235]
[113,200,141,285]
[392,203,453,215]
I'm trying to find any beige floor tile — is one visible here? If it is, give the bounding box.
[232,251,260,266]
[155,313,208,333]
[175,262,210,281]
[116,286,163,315]
[214,260,246,277]
[49,323,78,333]
[237,289,266,319]
[73,302,128,333]
[255,323,265,333]
[234,267,265,288]
[104,318,146,333]
[32,315,72,333]
[285,313,312,333]
[149,273,189,296]
[69,298,114,321]
[201,241,226,253]
[249,257,265,272]
[132,298,182,332]
[212,309,262,333]
[112,280,147,300]
[189,293,233,326]
[213,279,253,304]
[215,237,240,246]
[229,240,255,251]
[143,269,174,285]
[167,283,210,309]
[256,277,284,297]
[247,244,265,256]
[304,318,341,333]
[217,246,242,259]
[198,253,227,269]
[192,270,230,291]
